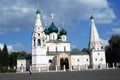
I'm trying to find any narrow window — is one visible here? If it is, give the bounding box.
[47,47,49,52]
[53,35,55,40]
[56,46,58,52]
[77,59,79,62]
[34,39,35,47]
[64,46,66,51]
[38,39,41,46]
[98,53,100,55]
[95,58,97,61]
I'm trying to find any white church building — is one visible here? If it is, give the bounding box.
[17,8,106,72]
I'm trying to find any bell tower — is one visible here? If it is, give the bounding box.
[32,9,47,67]
[88,15,106,68]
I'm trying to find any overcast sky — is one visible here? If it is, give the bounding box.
[0,0,120,53]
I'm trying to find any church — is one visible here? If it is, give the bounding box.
[17,8,106,72]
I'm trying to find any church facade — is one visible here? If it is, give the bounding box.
[17,8,106,72]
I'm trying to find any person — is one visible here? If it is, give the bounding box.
[28,67,32,75]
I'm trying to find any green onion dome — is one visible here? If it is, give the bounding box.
[36,9,41,14]
[48,22,58,33]
[90,15,94,19]
[60,29,67,35]
[44,28,50,35]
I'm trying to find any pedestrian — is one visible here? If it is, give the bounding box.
[28,68,32,75]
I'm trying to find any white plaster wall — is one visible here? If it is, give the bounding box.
[61,35,66,41]
[50,33,57,40]
[17,60,26,68]
[91,50,106,65]
[71,55,90,66]
[33,56,48,66]
[32,56,36,65]
[36,47,46,55]
[46,42,70,52]
[46,35,49,41]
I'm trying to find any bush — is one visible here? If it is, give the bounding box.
[0,67,8,73]
[0,67,16,73]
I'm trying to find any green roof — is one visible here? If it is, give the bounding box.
[90,15,94,19]
[17,56,26,60]
[60,29,67,35]
[36,9,41,14]
[47,51,70,55]
[70,51,88,55]
[48,22,58,33]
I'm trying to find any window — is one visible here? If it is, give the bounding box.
[64,46,66,51]
[38,39,41,46]
[34,39,35,47]
[47,47,49,52]
[56,47,58,52]
[49,59,52,63]
[77,59,79,62]
[95,58,97,61]
[86,59,88,62]
[38,34,40,36]
[98,53,100,55]
[101,58,103,61]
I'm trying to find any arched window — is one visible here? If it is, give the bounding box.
[34,38,35,47]
[38,39,41,46]
[53,35,55,40]
[56,46,58,52]
[47,47,49,52]
[64,46,66,51]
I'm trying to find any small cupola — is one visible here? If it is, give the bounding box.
[60,29,67,35]
[90,15,94,20]
[36,9,41,14]
[48,22,58,33]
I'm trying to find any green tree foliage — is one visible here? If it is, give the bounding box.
[105,34,120,66]
[9,51,27,68]
[0,49,3,68]
[81,48,89,52]
[71,48,80,52]
[2,44,9,67]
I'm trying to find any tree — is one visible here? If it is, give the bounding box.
[2,44,9,67]
[81,48,89,52]
[9,51,27,68]
[9,52,18,68]
[71,48,80,52]
[0,48,3,68]
[105,34,120,67]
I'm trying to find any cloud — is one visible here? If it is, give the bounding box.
[0,43,14,53]
[0,43,25,53]
[0,0,116,34]
[112,28,120,34]
[13,43,25,52]
[71,44,77,49]
[101,39,109,48]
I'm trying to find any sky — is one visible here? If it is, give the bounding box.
[0,0,120,53]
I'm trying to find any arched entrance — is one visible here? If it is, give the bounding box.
[60,58,69,70]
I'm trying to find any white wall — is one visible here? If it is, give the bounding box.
[71,55,90,66]
[17,59,26,68]
[46,42,70,52]
[91,50,106,65]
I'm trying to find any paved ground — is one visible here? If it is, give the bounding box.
[0,69,120,80]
